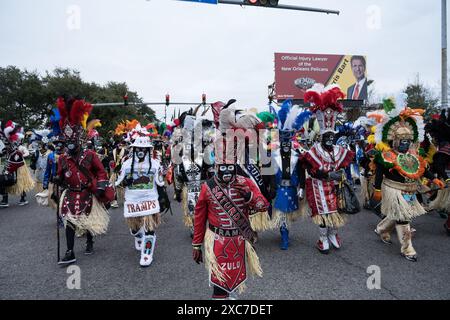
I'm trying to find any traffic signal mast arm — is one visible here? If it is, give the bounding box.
[219,0,340,15]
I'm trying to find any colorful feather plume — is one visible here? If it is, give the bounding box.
[304,85,345,112]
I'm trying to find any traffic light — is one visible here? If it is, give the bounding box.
[165,94,170,106]
[123,93,128,106]
[244,0,279,7]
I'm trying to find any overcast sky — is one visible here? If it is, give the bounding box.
[0,0,446,121]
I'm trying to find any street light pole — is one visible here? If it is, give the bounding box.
[443,0,448,110]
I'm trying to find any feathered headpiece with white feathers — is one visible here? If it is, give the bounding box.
[373,93,425,147]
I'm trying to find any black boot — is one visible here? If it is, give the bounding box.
[18,192,28,206]
[58,250,76,265]
[85,232,94,255]
[0,195,9,208]
[85,240,94,255]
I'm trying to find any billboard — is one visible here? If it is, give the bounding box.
[274,53,368,101]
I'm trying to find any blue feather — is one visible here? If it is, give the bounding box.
[48,108,61,138]
[277,99,292,129]
[269,103,280,125]
[293,110,312,131]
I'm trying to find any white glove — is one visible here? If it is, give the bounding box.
[297,188,304,200]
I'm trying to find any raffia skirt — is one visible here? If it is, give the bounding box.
[381,179,426,222]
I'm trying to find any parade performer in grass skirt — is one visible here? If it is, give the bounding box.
[192,158,269,299]
[35,108,64,209]
[112,120,141,207]
[271,100,312,250]
[425,109,450,235]
[35,137,65,209]
[115,130,167,267]
[301,84,354,254]
[29,130,52,193]
[175,110,215,237]
[55,96,112,265]
[0,120,35,208]
[192,100,270,300]
[372,95,445,261]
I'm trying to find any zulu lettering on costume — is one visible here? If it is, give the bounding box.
[206,179,257,244]
[244,164,264,190]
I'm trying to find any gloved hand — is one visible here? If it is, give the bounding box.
[96,188,106,198]
[328,169,345,181]
[192,246,203,264]
[243,192,252,203]
[52,176,62,186]
[235,184,252,202]
[297,188,304,200]
[125,176,134,187]
[433,178,445,190]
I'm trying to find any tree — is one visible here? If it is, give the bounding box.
[404,75,439,120]
[0,66,156,137]
[0,66,49,129]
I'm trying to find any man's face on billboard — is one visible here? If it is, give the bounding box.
[351,58,365,81]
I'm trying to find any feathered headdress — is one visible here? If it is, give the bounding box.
[57,96,93,141]
[304,84,345,134]
[218,99,264,132]
[2,120,24,144]
[274,99,312,142]
[374,93,425,148]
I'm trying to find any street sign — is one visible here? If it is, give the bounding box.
[178,0,218,4]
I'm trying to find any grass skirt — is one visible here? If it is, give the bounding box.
[7,166,35,195]
[204,229,262,294]
[428,188,450,213]
[271,197,308,228]
[249,211,272,232]
[182,186,194,228]
[61,190,110,236]
[381,180,425,222]
[126,214,161,232]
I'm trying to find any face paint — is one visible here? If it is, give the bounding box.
[217,164,236,184]
[67,141,79,156]
[321,132,335,151]
[397,139,411,153]
[281,141,291,153]
[135,147,147,160]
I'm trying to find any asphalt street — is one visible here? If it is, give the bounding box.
[0,187,449,300]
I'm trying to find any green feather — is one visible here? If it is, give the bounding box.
[383,98,395,114]
[257,112,275,124]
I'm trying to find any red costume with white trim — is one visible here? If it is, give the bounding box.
[193,175,269,294]
[303,144,354,219]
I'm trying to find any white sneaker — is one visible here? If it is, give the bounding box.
[327,227,342,249]
[111,200,119,208]
[317,227,330,254]
[140,234,156,267]
[18,200,29,206]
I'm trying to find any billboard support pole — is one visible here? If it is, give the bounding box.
[442,0,448,110]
